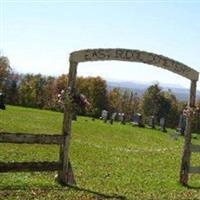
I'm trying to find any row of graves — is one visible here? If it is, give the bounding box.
[100,110,125,124]
[0,89,190,137]
[0,87,194,137]
[172,108,200,139]
[0,89,197,138]
[100,108,200,139]
[100,110,167,132]
[0,90,179,135]
[132,113,167,132]
[100,108,200,137]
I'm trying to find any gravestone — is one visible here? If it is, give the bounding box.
[101,110,108,123]
[148,115,155,128]
[172,113,187,140]
[160,117,167,132]
[119,113,126,125]
[132,113,143,127]
[0,93,5,110]
[99,111,103,120]
[110,112,117,125]
[178,114,186,136]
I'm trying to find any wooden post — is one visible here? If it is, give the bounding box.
[180,80,197,185]
[58,61,78,185]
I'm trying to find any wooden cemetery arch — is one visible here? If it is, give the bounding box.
[58,48,199,186]
[0,48,198,187]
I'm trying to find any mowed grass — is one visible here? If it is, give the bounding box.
[1,106,200,199]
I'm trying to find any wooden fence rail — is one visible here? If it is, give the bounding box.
[189,166,200,174]
[0,132,64,144]
[0,161,61,172]
[190,144,200,152]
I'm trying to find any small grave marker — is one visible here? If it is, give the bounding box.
[101,110,108,123]
[172,113,187,140]
[148,115,155,129]
[178,114,186,136]
[119,113,126,125]
[160,117,167,132]
[132,113,143,127]
[110,112,117,125]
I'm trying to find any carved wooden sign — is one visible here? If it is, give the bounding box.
[70,49,199,81]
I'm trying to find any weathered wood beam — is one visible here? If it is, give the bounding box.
[0,132,64,144]
[0,161,61,172]
[180,80,197,185]
[189,166,200,174]
[58,61,77,185]
[70,49,199,81]
[189,80,197,107]
[190,144,200,152]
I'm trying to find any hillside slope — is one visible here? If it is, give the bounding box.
[0,106,200,200]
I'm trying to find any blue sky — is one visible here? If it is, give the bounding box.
[1,0,200,89]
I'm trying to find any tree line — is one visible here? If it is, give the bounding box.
[1,55,198,129]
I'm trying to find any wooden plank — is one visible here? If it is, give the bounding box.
[58,61,77,185]
[70,49,199,81]
[0,132,64,144]
[0,161,61,172]
[190,144,200,152]
[189,167,200,174]
[180,80,197,185]
[189,80,197,107]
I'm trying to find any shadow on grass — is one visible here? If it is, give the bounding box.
[0,184,127,200]
[185,185,200,190]
[67,185,127,200]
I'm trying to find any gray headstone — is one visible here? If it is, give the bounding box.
[101,110,108,123]
[178,114,186,136]
[149,115,155,128]
[171,114,185,140]
[119,113,126,125]
[133,113,143,127]
[160,117,167,132]
[110,112,117,125]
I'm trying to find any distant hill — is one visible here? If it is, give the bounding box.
[107,80,200,101]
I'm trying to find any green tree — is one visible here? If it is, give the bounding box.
[18,74,35,107]
[43,76,57,110]
[55,74,68,93]
[5,72,20,105]
[142,84,172,123]
[34,74,48,108]
[162,90,179,128]
[142,84,162,117]
[126,91,141,120]
[77,76,108,117]
[107,87,122,113]
[0,56,11,91]
[108,88,141,121]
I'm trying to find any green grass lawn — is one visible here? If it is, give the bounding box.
[1,106,200,199]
